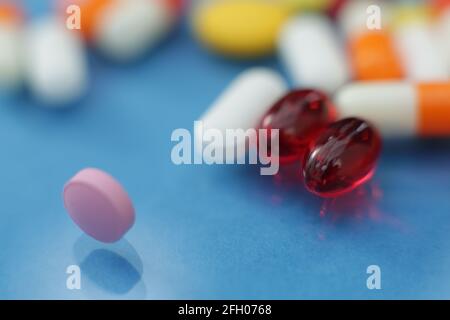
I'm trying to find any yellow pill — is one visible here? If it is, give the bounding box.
[193,0,290,58]
[391,4,436,28]
[283,0,332,12]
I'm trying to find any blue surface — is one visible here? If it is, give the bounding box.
[1,1,450,300]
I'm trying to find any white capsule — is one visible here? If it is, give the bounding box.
[25,17,88,106]
[93,0,175,62]
[0,6,23,91]
[395,23,448,81]
[278,14,350,93]
[196,68,288,159]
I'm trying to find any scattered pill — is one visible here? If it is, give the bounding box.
[196,67,287,160]
[66,0,179,62]
[63,168,135,243]
[278,14,350,93]
[339,0,404,80]
[25,16,88,106]
[303,118,381,198]
[0,2,23,91]
[259,89,336,164]
[335,82,450,137]
[193,0,290,58]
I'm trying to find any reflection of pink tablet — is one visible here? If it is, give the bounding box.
[63,168,135,243]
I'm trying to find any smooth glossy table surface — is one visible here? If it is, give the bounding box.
[1,1,450,299]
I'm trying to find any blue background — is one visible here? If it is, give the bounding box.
[1,0,450,299]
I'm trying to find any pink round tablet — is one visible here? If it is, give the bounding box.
[63,168,135,243]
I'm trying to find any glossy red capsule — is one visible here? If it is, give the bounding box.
[259,89,337,164]
[303,118,382,198]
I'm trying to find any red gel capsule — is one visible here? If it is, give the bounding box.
[259,89,337,164]
[303,118,382,198]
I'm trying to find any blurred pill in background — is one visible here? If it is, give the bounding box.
[436,2,450,73]
[339,0,404,80]
[58,0,181,62]
[25,16,88,106]
[0,2,24,92]
[432,0,450,12]
[327,0,348,18]
[166,0,184,15]
[196,68,287,161]
[192,0,290,58]
[393,3,449,80]
[278,14,350,93]
[335,82,450,137]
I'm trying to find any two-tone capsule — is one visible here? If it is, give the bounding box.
[335,82,450,136]
[62,0,182,62]
[338,0,404,80]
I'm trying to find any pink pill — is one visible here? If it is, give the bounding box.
[63,168,135,243]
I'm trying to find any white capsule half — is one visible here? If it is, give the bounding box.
[278,14,350,93]
[25,17,88,106]
[335,82,417,136]
[0,8,23,91]
[195,68,288,160]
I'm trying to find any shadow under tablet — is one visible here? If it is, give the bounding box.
[73,234,147,298]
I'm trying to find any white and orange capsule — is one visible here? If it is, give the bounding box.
[59,0,182,62]
[335,82,450,137]
[0,2,23,91]
[338,0,404,81]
